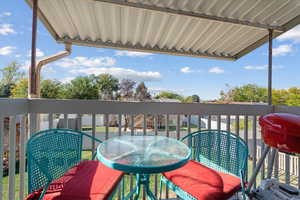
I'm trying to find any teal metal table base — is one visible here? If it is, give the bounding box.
[124,174,157,200]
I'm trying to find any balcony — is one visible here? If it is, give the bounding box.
[1,98,300,199]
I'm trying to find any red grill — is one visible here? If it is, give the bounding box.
[259,113,300,154]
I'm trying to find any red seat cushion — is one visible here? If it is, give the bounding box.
[162,160,241,200]
[25,160,124,200]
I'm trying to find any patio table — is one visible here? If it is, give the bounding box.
[97,135,191,200]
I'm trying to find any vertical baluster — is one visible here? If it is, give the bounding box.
[166,115,169,137]
[252,116,257,188]
[165,114,169,199]
[177,115,180,139]
[130,114,134,198]
[226,115,231,170]
[208,115,211,130]
[105,114,109,140]
[143,113,146,200]
[198,115,201,131]
[285,155,290,184]
[77,114,82,131]
[48,113,53,129]
[143,114,146,135]
[226,115,230,132]
[19,116,26,200]
[274,152,279,179]
[92,114,96,154]
[187,115,191,134]
[8,116,16,200]
[29,113,37,136]
[235,115,239,136]
[217,115,221,131]
[130,115,134,136]
[0,115,4,200]
[64,114,68,128]
[118,114,122,136]
[244,115,249,180]
[118,114,122,200]
[154,115,158,197]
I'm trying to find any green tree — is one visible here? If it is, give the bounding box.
[192,94,200,102]
[119,79,136,131]
[183,96,193,103]
[0,62,25,98]
[96,74,119,100]
[286,87,300,106]
[220,84,267,103]
[155,92,183,101]
[119,79,136,100]
[0,62,24,85]
[183,95,200,103]
[64,76,99,99]
[272,89,288,105]
[10,78,28,98]
[11,79,66,99]
[0,83,13,97]
[135,82,151,101]
[41,80,64,99]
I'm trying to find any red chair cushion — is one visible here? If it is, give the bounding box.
[163,160,241,200]
[25,160,124,200]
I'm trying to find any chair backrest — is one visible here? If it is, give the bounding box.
[183,130,248,178]
[27,129,85,193]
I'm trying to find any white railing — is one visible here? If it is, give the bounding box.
[1,98,300,200]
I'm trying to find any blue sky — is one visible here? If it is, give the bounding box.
[1,1,300,100]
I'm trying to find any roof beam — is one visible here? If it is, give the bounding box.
[235,13,300,59]
[57,37,236,61]
[94,0,285,32]
[25,0,59,40]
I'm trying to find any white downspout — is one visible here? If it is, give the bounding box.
[34,43,72,98]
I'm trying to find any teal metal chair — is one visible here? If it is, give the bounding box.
[26,128,123,200]
[160,130,248,200]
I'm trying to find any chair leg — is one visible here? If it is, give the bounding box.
[38,182,50,200]
[159,178,163,200]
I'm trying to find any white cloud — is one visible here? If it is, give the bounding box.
[277,25,300,43]
[2,12,12,17]
[115,50,153,57]
[36,49,44,57]
[244,65,284,70]
[0,46,15,55]
[208,67,224,74]
[71,67,162,82]
[61,77,75,83]
[244,65,267,70]
[180,67,193,73]
[273,45,292,56]
[27,48,44,58]
[57,56,116,68]
[15,54,21,58]
[0,24,16,35]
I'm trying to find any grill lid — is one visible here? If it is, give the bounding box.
[259,113,300,154]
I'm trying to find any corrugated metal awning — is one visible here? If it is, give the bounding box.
[26,0,300,61]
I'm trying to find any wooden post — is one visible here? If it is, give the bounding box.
[29,0,38,98]
[268,29,273,105]
[267,29,276,179]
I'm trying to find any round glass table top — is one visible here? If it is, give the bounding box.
[97,135,191,174]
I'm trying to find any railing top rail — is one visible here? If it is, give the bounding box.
[0,98,28,116]
[1,98,299,116]
[29,99,272,115]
